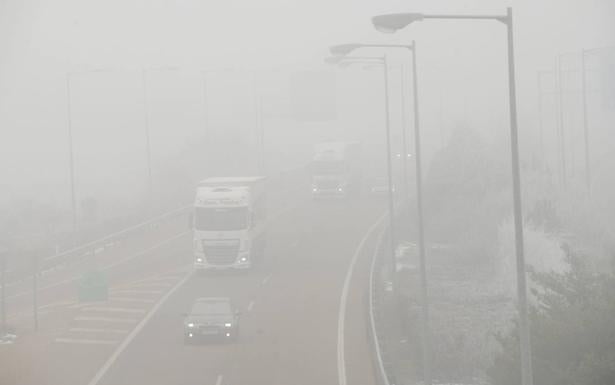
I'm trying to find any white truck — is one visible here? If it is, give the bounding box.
[310,142,362,198]
[192,177,266,271]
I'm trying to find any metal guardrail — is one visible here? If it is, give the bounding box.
[5,205,192,285]
[367,227,395,385]
[5,166,308,285]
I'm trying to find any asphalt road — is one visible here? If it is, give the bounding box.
[90,197,384,385]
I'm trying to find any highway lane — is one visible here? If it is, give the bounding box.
[93,197,384,385]
[0,177,305,385]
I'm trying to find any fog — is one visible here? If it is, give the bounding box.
[1,1,614,385]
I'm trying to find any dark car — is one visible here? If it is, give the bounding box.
[183,297,240,344]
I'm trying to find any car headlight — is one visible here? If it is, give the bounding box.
[224,323,232,328]
[187,323,195,328]
[196,258,203,263]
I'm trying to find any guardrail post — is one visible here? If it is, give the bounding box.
[31,253,39,331]
[1,252,6,334]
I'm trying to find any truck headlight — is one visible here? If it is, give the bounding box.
[196,258,203,263]
[187,323,195,328]
[224,323,232,328]
[337,187,343,192]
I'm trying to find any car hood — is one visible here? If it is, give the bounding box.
[185,315,233,325]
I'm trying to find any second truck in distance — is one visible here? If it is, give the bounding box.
[310,141,362,198]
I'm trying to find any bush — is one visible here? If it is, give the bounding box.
[488,252,615,385]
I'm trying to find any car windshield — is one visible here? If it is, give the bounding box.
[191,300,232,315]
[194,207,248,231]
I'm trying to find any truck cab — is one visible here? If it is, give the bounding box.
[192,177,266,271]
[311,142,362,198]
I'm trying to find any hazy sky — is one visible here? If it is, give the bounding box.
[0,0,613,211]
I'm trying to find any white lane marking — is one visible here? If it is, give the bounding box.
[40,300,76,310]
[247,300,255,312]
[261,275,271,285]
[55,338,118,345]
[82,307,147,314]
[69,328,129,334]
[7,231,189,300]
[75,317,138,324]
[127,282,174,289]
[215,374,223,385]
[337,213,386,385]
[86,271,192,385]
[110,289,163,295]
[108,297,156,304]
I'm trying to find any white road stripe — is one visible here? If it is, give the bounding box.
[110,289,163,295]
[86,271,192,385]
[261,275,271,285]
[75,317,138,324]
[247,300,255,312]
[127,282,174,289]
[215,374,223,385]
[69,328,129,334]
[55,338,118,345]
[82,307,147,314]
[337,213,386,385]
[108,297,156,304]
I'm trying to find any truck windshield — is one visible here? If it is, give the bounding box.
[312,160,346,175]
[194,207,248,231]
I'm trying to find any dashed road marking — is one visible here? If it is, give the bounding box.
[75,317,138,324]
[55,338,118,345]
[247,300,255,312]
[69,328,129,334]
[82,307,147,314]
[132,280,175,287]
[215,374,223,385]
[110,289,163,295]
[261,275,271,285]
[108,297,156,304]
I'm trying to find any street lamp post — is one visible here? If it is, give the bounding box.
[580,50,590,192]
[373,8,534,385]
[65,74,78,234]
[331,40,431,385]
[556,55,568,187]
[325,55,397,266]
[141,69,154,216]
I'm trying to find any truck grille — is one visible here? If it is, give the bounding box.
[203,240,239,265]
[316,180,339,190]
[198,325,220,334]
